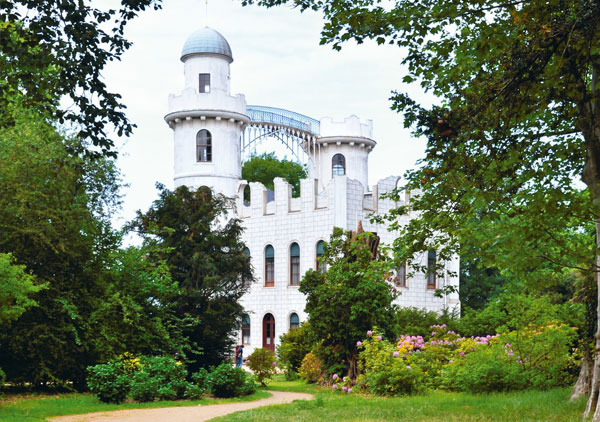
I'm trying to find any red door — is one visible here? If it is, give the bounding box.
[263,313,275,352]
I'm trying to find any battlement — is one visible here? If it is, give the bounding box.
[319,115,373,139]
[236,175,406,222]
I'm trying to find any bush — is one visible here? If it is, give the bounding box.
[246,348,277,386]
[394,307,459,340]
[278,323,313,373]
[0,367,5,388]
[441,343,526,393]
[129,356,188,402]
[298,352,323,383]
[87,361,130,403]
[208,364,256,398]
[358,331,426,396]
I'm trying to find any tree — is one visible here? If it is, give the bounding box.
[242,152,307,199]
[300,227,397,379]
[0,253,45,325]
[0,0,162,156]
[130,185,255,372]
[0,106,123,387]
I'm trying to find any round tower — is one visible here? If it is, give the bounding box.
[165,27,249,198]
[309,115,376,191]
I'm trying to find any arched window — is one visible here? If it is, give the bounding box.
[290,243,300,286]
[242,247,251,287]
[265,245,274,287]
[242,314,250,345]
[289,313,300,330]
[427,250,436,289]
[316,240,326,272]
[332,153,345,175]
[196,129,212,162]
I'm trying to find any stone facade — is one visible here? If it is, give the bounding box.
[165,27,460,357]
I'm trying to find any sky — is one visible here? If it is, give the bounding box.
[104,0,433,229]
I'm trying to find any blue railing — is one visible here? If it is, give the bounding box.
[246,105,320,135]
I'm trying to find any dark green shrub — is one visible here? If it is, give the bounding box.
[0,367,5,388]
[208,364,256,398]
[130,356,188,402]
[246,348,277,386]
[87,361,130,403]
[278,323,313,372]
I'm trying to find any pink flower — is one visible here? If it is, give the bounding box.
[356,341,362,347]
[459,352,465,357]
[393,351,399,357]
[245,360,250,364]
[272,362,277,366]
[377,336,382,341]
[348,388,353,393]
[449,360,454,364]
[332,373,338,380]
[342,386,348,392]
[406,365,411,370]
[332,384,337,390]
[367,330,373,336]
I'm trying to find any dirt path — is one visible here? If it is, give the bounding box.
[48,391,313,422]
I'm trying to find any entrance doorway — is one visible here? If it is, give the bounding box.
[262,313,275,352]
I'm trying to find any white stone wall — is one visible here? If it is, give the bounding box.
[236,174,460,356]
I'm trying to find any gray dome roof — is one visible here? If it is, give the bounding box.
[181,27,233,62]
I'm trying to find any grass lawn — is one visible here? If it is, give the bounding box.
[0,390,271,422]
[213,375,589,422]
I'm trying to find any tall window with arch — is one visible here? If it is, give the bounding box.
[332,153,345,175]
[427,250,436,289]
[264,245,274,287]
[289,313,300,330]
[242,314,250,345]
[289,242,300,286]
[316,240,327,272]
[196,129,212,162]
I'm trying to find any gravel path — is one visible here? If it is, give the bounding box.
[48,391,314,422]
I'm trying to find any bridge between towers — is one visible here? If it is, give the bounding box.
[242,105,321,166]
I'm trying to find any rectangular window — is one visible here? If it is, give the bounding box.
[427,250,436,289]
[397,264,406,288]
[199,73,210,93]
[290,256,300,286]
[265,257,274,287]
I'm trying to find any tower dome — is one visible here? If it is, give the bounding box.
[181,27,233,63]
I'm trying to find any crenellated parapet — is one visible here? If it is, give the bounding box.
[236,175,407,226]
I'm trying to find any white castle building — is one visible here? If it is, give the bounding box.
[165,27,460,356]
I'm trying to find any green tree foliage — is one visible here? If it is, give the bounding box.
[241,152,307,199]
[0,106,122,387]
[90,247,185,360]
[300,228,397,378]
[0,253,46,325]
[459,252,509,312]
[278,322,314,373]
[0,0,162,155]
[130,185,255,372]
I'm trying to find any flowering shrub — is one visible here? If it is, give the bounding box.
[357,321,578,395]
[299,352,324,383]
[246,348,278,386]
[357,330,426,396]
[129,356,188,402]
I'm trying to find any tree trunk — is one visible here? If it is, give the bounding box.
[572,355,593,400]
[580,63,600,421]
